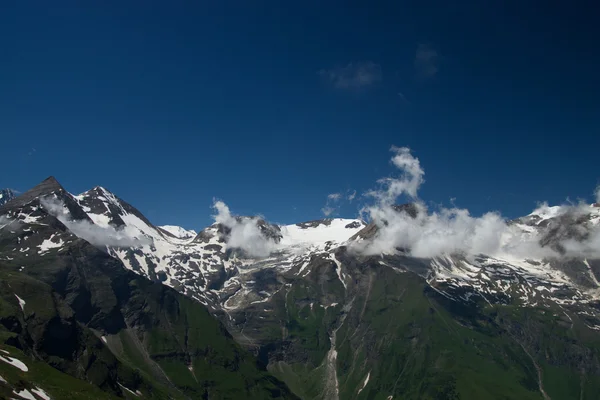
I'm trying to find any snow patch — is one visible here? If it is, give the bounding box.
[357,371,371,395]
[0,355,28,371]
[31,387,51,400]
[330,253,347,290]
[13,389,36,400]
[118,383,140,397]
[38,235,64,254]
[14,294,25,311]
[280,219,364,249]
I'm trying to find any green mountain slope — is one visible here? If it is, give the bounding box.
[226,249,600,400]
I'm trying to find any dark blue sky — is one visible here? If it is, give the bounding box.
[2,1,599,229]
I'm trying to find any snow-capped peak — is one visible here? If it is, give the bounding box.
[527,204,564,224]
[279,218,366,248]
[158,225,197,240]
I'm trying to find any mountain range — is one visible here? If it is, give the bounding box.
[1,176,600,399]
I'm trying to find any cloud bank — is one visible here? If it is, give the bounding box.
[353,147,600,260]
[212,200,277,257]
[41,197,151,248]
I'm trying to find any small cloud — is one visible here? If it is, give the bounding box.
[414,43,439,79]
[212,200,277,257]
[328,193,342,201]
[321,193,342,217]
[321,206,336,217]
[322,190,357,216]
[595,185,600,204]
[348,190,357,202]
[27,148,37,157]
[398,92,409,103]
[319,61,382,90]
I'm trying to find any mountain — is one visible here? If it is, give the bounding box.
[0,189,16,207]
[0,178,297,399]
[2,177,600,399]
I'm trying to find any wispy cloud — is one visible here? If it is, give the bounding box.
[319,61,382,90]
[595,185,600,204]
[41,197,151,248]
[321,206,336,217]
[321,190,359,216]
[212,200,277,257]
[327,193,342,201]
[321,192,344,217]
[348,190,357,202]
[414,43,439,79]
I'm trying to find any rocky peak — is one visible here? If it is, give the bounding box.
[0,176,64,213]
[0,176,92,224]
[391,202,420,219]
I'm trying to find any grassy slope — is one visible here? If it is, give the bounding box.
[0,344,119,400]
[267,258,600,400]
[0,244,297,399]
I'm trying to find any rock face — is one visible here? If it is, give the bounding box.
[3,177,600,399]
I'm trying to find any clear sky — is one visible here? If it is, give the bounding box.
[1,1,599,230]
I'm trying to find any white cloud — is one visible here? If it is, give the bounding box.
[212,200,277,258]
[40,198,150,248]
[365,146,424,205]
[352,146,600,260]
[321,206,336,217]
[595,185,600,204]
[319,62,382,90]
[415,43,439,79]
[328,193,342,201]
[321,192,344,217]
[348,190,357,202]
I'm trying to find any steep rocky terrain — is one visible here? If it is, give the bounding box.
[2,177,600,399]
[0,178,297,400]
